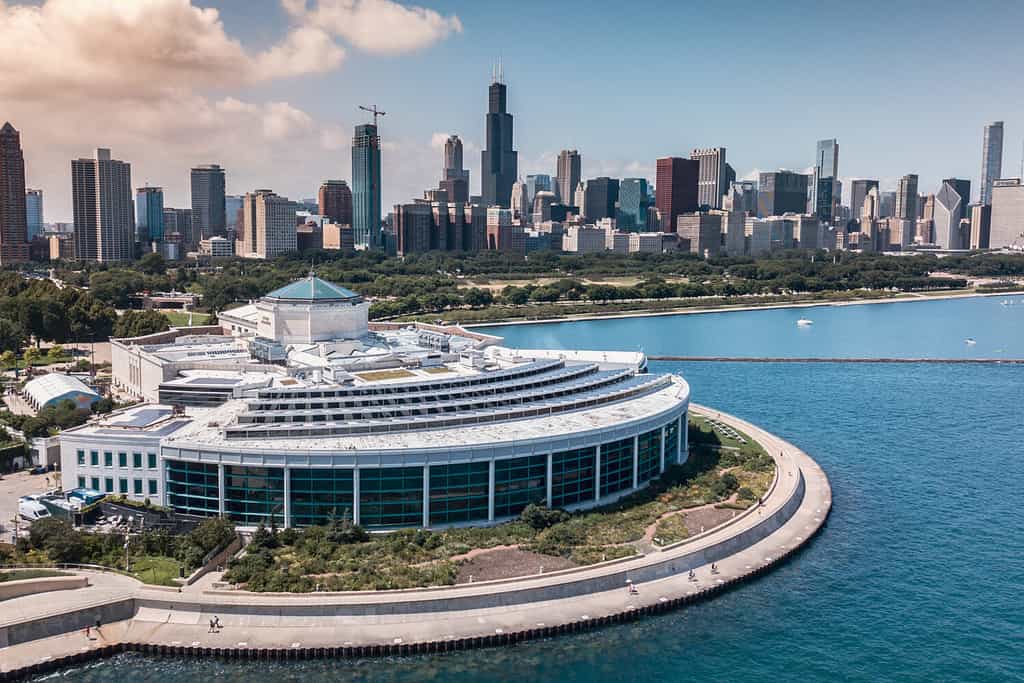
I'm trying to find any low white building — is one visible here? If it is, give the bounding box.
[23,373,100,411]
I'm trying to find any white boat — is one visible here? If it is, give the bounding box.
[965,338,977,345]
[796,318,813,326]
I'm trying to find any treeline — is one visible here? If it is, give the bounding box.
[0,272,117,351]
[0,397,115,438]
[16,248,1017,334]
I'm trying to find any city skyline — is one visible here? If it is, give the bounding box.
[2,0,1024,222]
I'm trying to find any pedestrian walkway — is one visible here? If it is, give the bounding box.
[0,403,831,675]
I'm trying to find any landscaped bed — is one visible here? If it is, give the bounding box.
[224,415,777,593]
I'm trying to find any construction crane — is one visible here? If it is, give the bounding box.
[359,104,386,126]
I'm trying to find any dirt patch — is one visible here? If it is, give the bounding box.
[681,506,741,536]
[455,547,576,583]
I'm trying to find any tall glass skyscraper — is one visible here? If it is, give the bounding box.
[189,165,226,248]
[25,189,43,241]
[352,123,382,249]
[617,178,650,231]
[481,71,518,207]
[136,186,164,243]
[980,121,1004,205]
[812,138,839,222]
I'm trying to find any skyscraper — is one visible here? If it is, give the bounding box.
[352,123,382,249]
[25,189,43,241]
[318,180,353,225]
[136,186,164,243]
[0,122,30,264]
[555,150,581,206]
[980,121,1004,205]
[989,178,1024,249]
[895,174,919,221]
[440,135,470,203]
[225,194,244,234]
[524,174,553,209]
[757,171,808,217]
[581,177,619,222]
[510,179,530,223]
[812,139,839,222]
[933,181,963,249]
[942,178,971,221]
[655,157,699,231]
[481,70,518,207]
[690,147,727,209]
[617,178,650,231]
[190,164,226,247]
[850,180,879,224]
[72,148,134,262]
[240,189,297,259]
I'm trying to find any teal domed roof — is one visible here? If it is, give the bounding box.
[263,275,360,302]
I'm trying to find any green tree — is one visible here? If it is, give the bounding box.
[113,310,170,338]
[0,317,26,353]
[137,252,167,275]
[46,345,65,362]
[23,347,41,366]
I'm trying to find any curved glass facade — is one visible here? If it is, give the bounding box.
[359,466,424,528]
[290,468,354,527]
[638,428,662,483]
[163,413,686,529]
[429,462,489,525]
[165,460,219,516]
[599,437,634,498]
[551,446,597,508]
[224,466,285,526]
[494,454,546,517]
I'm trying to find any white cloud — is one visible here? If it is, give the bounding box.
[0,0,344,102]
[0,0,462,220]
[293,0,463,54]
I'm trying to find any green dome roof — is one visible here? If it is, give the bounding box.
[264,276,360,301]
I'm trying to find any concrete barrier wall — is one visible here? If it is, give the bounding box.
[0,599,135,649]
[135,472,806,622]
[0,576,88,601]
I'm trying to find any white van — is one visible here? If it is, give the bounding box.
[18,499,51,522]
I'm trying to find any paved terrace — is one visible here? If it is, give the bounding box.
[0,404,831,677]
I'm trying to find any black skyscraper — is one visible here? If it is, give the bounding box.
[481,71,517,207]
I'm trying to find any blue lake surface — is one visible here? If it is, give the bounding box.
[49,296,1024,682]
[483,294,1024,359]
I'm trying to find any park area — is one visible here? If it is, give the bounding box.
[223,416,776,593]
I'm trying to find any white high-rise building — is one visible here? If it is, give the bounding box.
[933,182,963,249]
[72,148,134,262]
[989,178,1024,249]
[980,121,1004,205]
[690,147,727,209]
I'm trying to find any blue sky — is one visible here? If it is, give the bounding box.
[6,0,1024,219]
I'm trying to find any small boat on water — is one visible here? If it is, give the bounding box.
[965,338,977,345]
[797,318,813,326]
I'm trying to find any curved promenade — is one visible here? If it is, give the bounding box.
[0,405,831,679]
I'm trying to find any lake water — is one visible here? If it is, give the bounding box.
[46,296,1024,682]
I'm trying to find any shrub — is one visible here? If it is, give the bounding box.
[737,486,756,501]
[520,503,570,530]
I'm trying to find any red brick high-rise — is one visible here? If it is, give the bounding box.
[318,179,353,226]
[0,122,30,264]
[655,157,699,233]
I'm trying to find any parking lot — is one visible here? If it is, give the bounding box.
[0,469,52,540]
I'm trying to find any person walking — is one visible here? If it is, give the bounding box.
[208,618,216,633]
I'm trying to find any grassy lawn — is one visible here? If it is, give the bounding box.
[164,311,213,327]
[131,555,182,586]
[355,368,416,381]
[421,366,452,374]
[1,354,73,370]
[0,568,70,582]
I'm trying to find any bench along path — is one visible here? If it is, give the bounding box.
[0,404,831,676]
